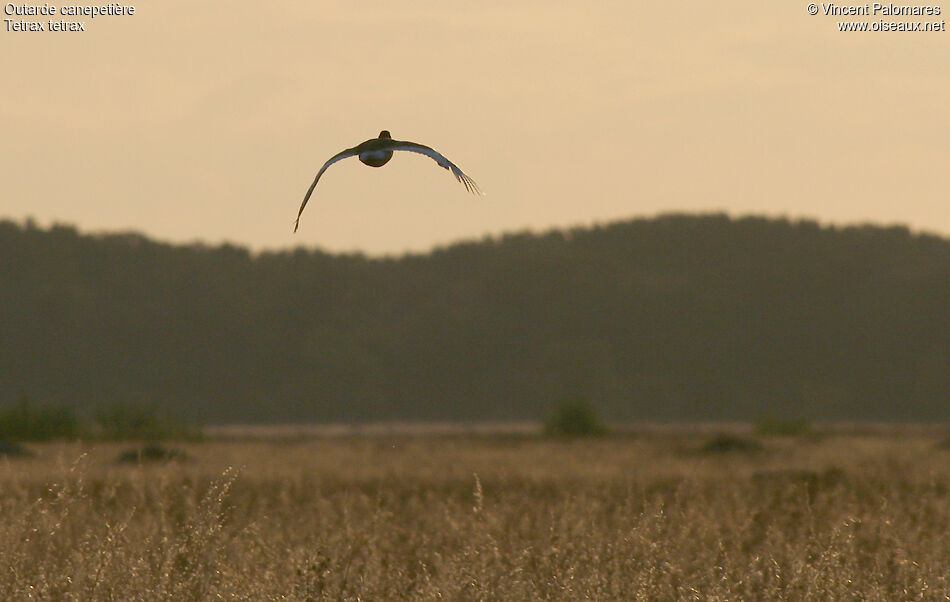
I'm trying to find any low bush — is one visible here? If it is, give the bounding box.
[700,434,764,454]
[92,402,202,441]
[0,398,79,441]
[0,398,201,442]
[542,397,606,437]
[116,443,188,463]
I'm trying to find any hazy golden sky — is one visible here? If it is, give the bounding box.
[3,1,948,254]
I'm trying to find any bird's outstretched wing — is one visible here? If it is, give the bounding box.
[294,147,359,232]
[389,141,482,195]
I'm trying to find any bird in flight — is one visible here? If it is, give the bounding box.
[294,130,481,232]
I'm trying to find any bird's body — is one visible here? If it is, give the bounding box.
[294,130,480,232]
[358,149,393,168]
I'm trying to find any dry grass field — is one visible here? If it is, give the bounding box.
[2,425,949,600]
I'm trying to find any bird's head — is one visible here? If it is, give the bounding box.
[378,130,392,139]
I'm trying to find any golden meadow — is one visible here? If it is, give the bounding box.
[2,425,949,600]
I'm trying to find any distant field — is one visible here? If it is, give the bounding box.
[2,426,949,600]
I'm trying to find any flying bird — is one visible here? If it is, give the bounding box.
[294,130,481,232]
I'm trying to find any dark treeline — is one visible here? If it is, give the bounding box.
[1,214,948,423]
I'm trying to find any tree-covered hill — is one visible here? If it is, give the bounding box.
[2,214,948,423]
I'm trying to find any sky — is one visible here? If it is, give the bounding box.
[2,1,949,255]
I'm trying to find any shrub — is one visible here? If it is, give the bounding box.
[117,443,188,463]
[543,397,606,437]
[0,440,34,457]
[700,434,764,454]
[93,402,202,441]
[0,397,79,441]
[0,398,201,442]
